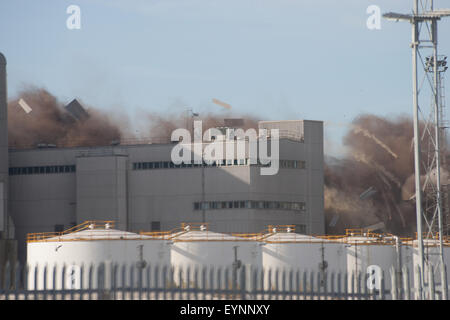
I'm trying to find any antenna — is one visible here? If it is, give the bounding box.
[383,0,450,299]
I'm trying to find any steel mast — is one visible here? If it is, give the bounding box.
[383,1,450,299]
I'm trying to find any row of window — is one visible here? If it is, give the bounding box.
[193,200,306,212]
[9,165,76,176]
[133,160,305,170]
[8,160,305,176]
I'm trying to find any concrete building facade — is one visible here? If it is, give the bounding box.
[9,120,324,263]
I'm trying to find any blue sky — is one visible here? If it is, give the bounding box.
[1,0,449,156]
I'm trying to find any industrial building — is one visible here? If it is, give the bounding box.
[0,52,325,264]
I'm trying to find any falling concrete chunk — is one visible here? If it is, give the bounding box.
[65,99,89,121]
[359,186,378,200]
[18,98,32,114]
[212,98,232,110]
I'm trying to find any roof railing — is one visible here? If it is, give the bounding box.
[27,220,116,243]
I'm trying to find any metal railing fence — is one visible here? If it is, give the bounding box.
[0,262,447,300]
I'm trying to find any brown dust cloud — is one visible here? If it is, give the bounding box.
[8,88,448,236]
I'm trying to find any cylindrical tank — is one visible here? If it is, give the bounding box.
[170,229,262,289]
[262,231,347,291]
[345,235,401,292]
[27,223,170,290]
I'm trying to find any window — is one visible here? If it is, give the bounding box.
[201,202,209,210]
[9,165,76,175]
[151,221,161,231]
[192,200,306,213]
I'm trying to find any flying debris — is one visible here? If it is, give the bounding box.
[212,98,232,110]
[329,214,339,228]
[18,98,32,114]
[359,186,378,200]
[65,99,89,121]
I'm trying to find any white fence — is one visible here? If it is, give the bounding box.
[0,262,447,300]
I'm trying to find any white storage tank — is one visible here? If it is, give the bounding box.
[261,226,347,291]
[170,224,262,289]
[27,221,170,290]
[344,231,405,292]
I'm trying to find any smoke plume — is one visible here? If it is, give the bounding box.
[8,87,122,148]
[325,114,450,236]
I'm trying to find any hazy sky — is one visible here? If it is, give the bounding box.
[1,0,449,156]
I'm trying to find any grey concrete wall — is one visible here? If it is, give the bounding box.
[76,155,128,230]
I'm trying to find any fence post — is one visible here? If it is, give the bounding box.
[43,264,48,300]
[337,272,342,300]
[390,266,398,300]
[275,268,280,300]
[209,265,215,301]
[33,263,38,298]
[177,265,182,300]
[415,265,422,300]
[240,265,246,300]
[155,264,160,300]
[112,263,118,300]
[51,264,56,300]
[402,266,410,300]
[356,272,361,300]
[350,271,355,300]
[148,264,153,300]
[23,263,29,300]
[79,264,84,300]
[428,265,435,300]
[317,270,322,300]
[187,265,192,300]
[288,269,293,300]
[361,272,366,300]
[252,267,258,300]
[4,261,10,300]
[163,265,168,300]
[379,270,385,300]
[217,267,223,300]
[441,265,448,300]
[260,268,265,300]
